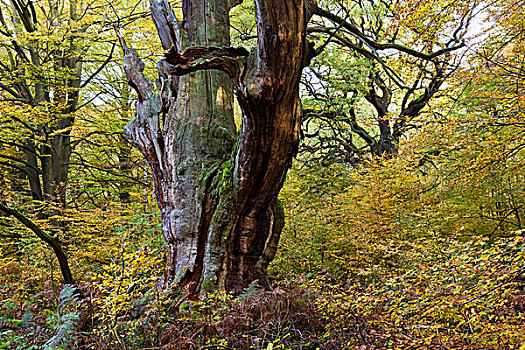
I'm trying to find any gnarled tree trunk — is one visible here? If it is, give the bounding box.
[121,0,315,293]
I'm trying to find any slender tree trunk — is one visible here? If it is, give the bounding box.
[122,0,315,293]
[117,86,134,203]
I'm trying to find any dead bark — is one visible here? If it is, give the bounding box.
[122,0,313,293]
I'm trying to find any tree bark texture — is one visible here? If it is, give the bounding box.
[122,0,314,293]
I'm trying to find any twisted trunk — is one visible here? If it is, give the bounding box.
[122,0,313,293]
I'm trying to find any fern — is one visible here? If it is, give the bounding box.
[43,285,80,350]
[19,311,33,329]
[237,280,262,302]
[57,285,78,313]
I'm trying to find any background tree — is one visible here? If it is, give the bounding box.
[0,0,150,284]
[300,0,478,165]
[0,0,96,284]
[435,0,525,236]
[0,0,86,211]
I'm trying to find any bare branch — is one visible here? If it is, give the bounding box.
[80,42,116,89]
[0,201,74,284]
[314,7,465,61]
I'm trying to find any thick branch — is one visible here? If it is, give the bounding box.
[163,46,249,82]
[347,109,376,147]
[122,48,152,103]
[365,71,391,117]
[10,0,37,33]
[394,65,446,138]
[116,27,154,103]
[117,32,165,197]
[150,0,181,51]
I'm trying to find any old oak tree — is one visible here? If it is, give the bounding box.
[120,0,315,293]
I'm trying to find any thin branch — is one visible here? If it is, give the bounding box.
[80,42,116,89]
[0,160,31,176]
[453,267,525,307]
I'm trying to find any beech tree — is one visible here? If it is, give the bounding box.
[300,0,477,165]
[120,0,316,293]
[0,0,148,284]
[0,0,93,284]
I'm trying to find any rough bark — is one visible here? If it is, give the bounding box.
[122,0,313,293]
